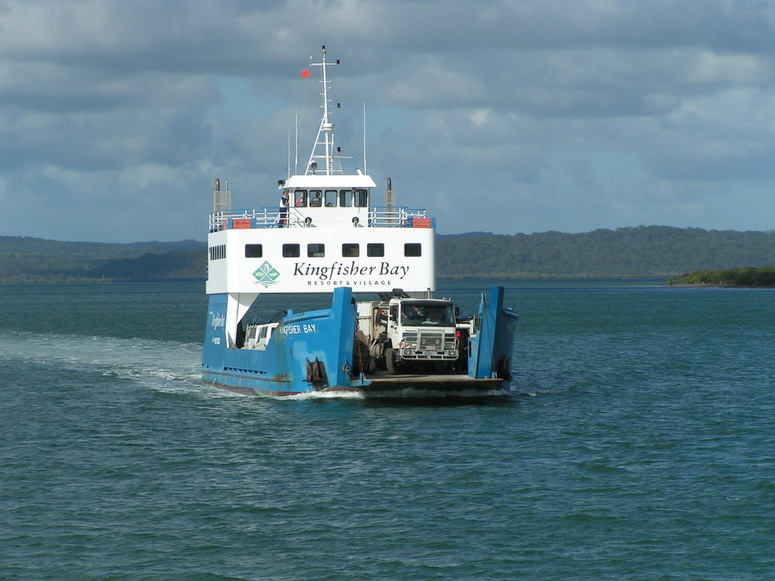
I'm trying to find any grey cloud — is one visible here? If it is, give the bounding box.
[2,0,775,241]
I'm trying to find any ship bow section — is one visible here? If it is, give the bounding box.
[468,286,519,382]
[202,287,358,395]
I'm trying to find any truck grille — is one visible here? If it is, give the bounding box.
[400,330,456,359]
[420,334,442,349]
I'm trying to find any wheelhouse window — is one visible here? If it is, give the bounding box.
[283,244,300,258]
[404,243,422,257]
[307,243,325,258]
[367,243,384,257]
[342,243,359,257]
[309,190,323,207]
[294,190,307,207]
[354,189,368,207]
[245,244,263,258]
[339,189,353,207]
[324,190,337,207]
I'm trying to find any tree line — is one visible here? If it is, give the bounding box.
[1,226,773,283]
[669,267,775,287]
[436,226,775,278]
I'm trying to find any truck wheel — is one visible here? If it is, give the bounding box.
[385,347,401,375]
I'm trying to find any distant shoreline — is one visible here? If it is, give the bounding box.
[668,267,775,288]
[3,227,775,284]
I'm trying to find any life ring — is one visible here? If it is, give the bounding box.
[304,216,312,226]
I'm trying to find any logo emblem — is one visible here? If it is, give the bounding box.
[253,261,280,287]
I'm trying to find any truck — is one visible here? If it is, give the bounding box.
[354,290,471,375]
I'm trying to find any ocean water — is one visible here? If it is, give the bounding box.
[1,280,773,580]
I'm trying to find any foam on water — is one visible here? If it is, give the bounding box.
[281,387,516,402]
[282,389,366,401]
[0,330,203,393]
[1,330,516,404]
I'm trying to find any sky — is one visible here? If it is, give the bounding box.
[2,0,775,243]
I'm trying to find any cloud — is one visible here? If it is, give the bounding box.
[1,0,775,242]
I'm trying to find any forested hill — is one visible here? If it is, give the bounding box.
[1,226,773,283]
[437,226,775,278]
[0,237,205,283]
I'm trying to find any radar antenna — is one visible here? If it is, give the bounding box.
[305,46,347,176]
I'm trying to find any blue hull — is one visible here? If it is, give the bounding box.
[468,286,519,381]
[202,287,364,395]
[201,286,517,396]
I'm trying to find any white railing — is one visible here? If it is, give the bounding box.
[209,206,430,231]
[368,207,427,227]
[208,208,279,231]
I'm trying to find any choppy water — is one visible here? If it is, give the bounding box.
[1,281,773,580]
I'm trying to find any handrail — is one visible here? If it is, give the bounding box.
[368,206,427,227]
[208,206,430,231]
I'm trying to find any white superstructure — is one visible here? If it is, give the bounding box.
[206,46,436,298]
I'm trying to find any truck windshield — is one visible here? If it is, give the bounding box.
[400,302,455,326]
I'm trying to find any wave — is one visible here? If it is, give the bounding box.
[280,386,518,404]
[1,330,520,405]
[0,330,204,392]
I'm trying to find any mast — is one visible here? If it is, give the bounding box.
[306,45,343,176]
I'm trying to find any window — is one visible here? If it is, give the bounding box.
[307,243,325,257]
[354,189,368,207]
[294,190,307,207]
[209,244,226,260]
[339,189,353,207]
[400,301,455,327]
[404,243,422,257]
[283,244,300,258]
[367,243,384,257]
[309,190,322,207]
[245,244,263,258]
[324,190,337,207]
[342,243,359,257]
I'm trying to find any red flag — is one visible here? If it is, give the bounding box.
[300,69,311,78]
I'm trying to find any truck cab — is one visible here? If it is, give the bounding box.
[356,295,461,374]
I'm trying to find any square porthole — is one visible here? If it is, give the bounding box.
[404,243,422,257]
[307,243,325,258]
[283,244,300,258]
[367,243,385,257]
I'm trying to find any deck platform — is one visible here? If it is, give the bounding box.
[346,372,508,393]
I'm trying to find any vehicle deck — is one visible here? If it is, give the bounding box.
[350,372,507,392]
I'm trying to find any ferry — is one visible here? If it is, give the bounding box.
[202,46,518,396]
